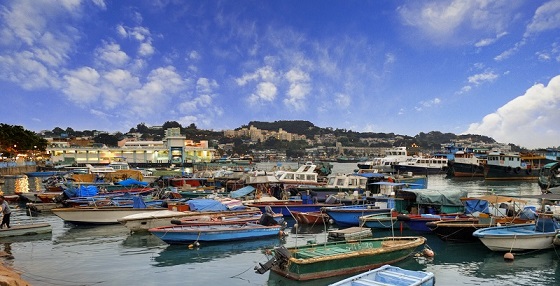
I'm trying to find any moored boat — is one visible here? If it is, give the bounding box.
[446,150,486,178]
[149,222,283,244]
[325,204,392,227]
[290,210,329,225]
[359,212,399,229]
[0,223,52,238]
[328,264,435,286]
[394,156,448,175]
[484,151,551,181]
[472,216,560,252]
[255,236,426,281]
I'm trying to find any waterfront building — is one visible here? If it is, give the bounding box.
[46,128,216,165]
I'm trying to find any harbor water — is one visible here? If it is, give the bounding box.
[0,163,559,286]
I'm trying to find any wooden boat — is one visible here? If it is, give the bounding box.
[325,204,392,227]
[149,222,283,244]
[329,264,435,286]
[255,236,426,281]
[426,217,533,243]
[0,223,52,238]
[246,201,341,217]
[397,214,464,232]
[290,210,329,225]
[359,212,399,229]
[52,206,164,225]
[327,227,372,241]
[472,216,560,251]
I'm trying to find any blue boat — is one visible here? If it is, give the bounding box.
[325,204,391,227]
[25,171,68,177]
[149,222,283,244]
[329,265,435,286]
[246,201,341,217]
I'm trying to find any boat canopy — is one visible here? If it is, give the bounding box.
[543,162,559,169]
[187,199,228,211]
[356,173,386,178]
[116,178,149,187]
[230,186,256,198]
[461,195,527,204]
[401,189,467,206]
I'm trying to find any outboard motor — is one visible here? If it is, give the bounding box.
[254,246,291,274]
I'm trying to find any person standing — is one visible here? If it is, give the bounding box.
[0,195,11,229]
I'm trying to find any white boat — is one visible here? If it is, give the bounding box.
[472,217,560,252]
[329,264,435,286]
[357,147,411,172]
[325,173,369,191]
[117,208,263,232]
[0,223,52,238]
[52,206,164,225]
[394,156,448,175]
[276,162,322,186]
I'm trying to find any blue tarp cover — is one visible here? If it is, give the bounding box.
[230,186,255,198]
[187,199,227,211]
[70,185,99,197]
[116,178,149,187]
[132,196,147,208]
[464,200,490,214]
[356,173,386,178]
[401,189,468,206]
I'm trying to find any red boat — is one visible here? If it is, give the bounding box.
[291,211,330,225]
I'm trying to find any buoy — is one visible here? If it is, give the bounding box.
[188,244,194,249]
[423,249,434,258]
[329,219,334,224]
[194,241,200,248]
[504,252,514,261]
[294,223,299,229]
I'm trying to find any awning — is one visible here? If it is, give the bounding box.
[230,186,256,198]
[461,195,527,204]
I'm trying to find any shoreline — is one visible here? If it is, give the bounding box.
[0,254,31,286]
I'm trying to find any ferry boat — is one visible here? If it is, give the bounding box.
[357,147,411,172]
[484,151,551,181]
[394,156,448,175]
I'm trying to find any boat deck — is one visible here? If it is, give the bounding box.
[293,241,382,259]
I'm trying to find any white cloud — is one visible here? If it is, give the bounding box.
[475,32,507,47]
[95,42,129,67]
[138,42,154,57]
[415,97,441,111]
[335,93,351,108]
[468,71,499,85]
[398,1,517,45]
[284,69,311,110]
[235,66,278,86]
[189,50,200,60]
[91,0,107,10]
[465,75,560,148]
[116,25,127,38]
[248,82,277,105]
[524,0,560,37]
[62,66,101,105]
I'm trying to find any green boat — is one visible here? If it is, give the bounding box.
[255,236,426,281]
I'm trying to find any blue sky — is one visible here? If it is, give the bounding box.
[1,0,559,149]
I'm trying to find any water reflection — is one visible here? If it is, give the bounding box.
[153,237,285,267]
[53,224,129,246]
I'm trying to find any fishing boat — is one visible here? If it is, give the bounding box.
[0,223,53,238]
[446,150,486,178]
[149,222,283,244]
[359,212,399,229]
[290,210,329,225]
[329,264,435,286]
[472,216,560,251]
[245,200,341,217]
[275,162,325,187]
[24,171,67,177]
[255,236,426,281]
[484,151,551,181]
[538,162,560,190]
[325,204,392,227]
[52,206,164,224]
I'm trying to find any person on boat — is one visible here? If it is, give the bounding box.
[0,195,11,229]
[259,206,278,226]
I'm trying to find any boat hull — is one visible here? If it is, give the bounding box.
[329,264,435,286]
[52,207,163,224]
[271,236,426,281]
[393,165,447,175]
[484,165,540,180]
[473,223,558,251]
[247,203,340,217]
[360,214,399,229]
[326,205,392,227]
[291,211,329,225]
[149,223,282,244]
[447,162,485,177]
[0,223,52,237]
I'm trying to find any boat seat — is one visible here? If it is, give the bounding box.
[373,271,422,285]
[350,279,392,286]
